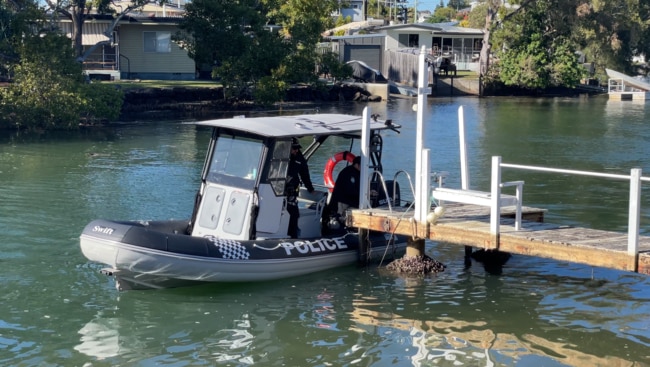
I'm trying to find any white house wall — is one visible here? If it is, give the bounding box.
[384,29,433,50]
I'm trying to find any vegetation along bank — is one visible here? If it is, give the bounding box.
[0,0,646,130]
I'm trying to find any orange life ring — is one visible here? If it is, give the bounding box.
[323,151,356,192]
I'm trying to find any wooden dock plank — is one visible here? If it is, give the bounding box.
[349,203,650,275]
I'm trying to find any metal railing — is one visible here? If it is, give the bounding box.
[499,158,647,256]
[82,54,118,70]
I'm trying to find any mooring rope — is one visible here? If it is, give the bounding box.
[378,201,416,267]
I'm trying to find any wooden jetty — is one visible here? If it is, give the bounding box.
[345,47,650,276]
[349,203,650,275]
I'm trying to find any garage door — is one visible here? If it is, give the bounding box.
[344,45,382,71]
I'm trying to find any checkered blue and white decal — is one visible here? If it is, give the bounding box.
[206,236,251,260]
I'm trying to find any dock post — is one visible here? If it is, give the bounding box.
[459,106,473,257]
[406,237,425,258]
[627,168,642,271]
[407,48,430,260]
[414,46,431,225]
[355,106,372,265]
[358,228,369,264]
[464,245,473,267]
[359,107,371,209]
[489,156,502,249]
[458,106,470,190]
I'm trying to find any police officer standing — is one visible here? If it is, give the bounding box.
[286,138,314,238]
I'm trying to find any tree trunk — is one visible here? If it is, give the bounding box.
[71,0,87,59]
[479,0,533,79]
[72,15,83,59]
[479,3,496,77]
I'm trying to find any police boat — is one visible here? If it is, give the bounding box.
[80,112,404,290]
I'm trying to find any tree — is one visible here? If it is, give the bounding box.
[477,0,499,77]
[447,0,468,11]
[367,0,390,19]
[638,1,650,61]
[335,15,352,27]
[471,0,650,87]
[426,6,456,23]
[475,0,535,78]
[44,0,154,62]
[179,0,282,99]
[268,0,337,50]
[465,2,487,29]
[0,0,44,80]
[263,0,340,90]
[394,0,408,23]
[318,51,353,83]
[570,0,646,78]
[489,0,585,89]
[179,0,342,104]
[0,31,123,129]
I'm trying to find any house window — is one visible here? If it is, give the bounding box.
[409,34,419,48]
[452,38,463,53]
[442,38,452,53]
[432,36,442,51]
[473,38,483,51]
[398,33,419,48]
[143,31,171,53]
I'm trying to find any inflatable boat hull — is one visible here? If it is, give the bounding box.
[80,219,403,290]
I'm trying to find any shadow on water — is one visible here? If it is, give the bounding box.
[467,249,512,275]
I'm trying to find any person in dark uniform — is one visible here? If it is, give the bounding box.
[329,155,361,223]
[286,138,314,238]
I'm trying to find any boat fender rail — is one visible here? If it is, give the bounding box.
[323,151,356,192]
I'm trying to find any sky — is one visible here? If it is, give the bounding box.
[404,0,446,12]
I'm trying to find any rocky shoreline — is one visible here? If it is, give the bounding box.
[120,83,382,120]
[119,81,606,121]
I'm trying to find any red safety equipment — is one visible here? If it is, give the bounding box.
[323,151,356,192]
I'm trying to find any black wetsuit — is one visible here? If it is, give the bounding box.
[286,151,314,238]
[329,164,360,214]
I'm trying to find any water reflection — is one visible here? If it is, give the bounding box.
[75,316,125,359]
[67,260,650,367]
[348,269,648,367]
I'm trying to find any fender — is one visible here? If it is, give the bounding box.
[323,151,356,192]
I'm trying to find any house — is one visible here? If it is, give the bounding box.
[328,22,484,77]
[116,15,195,80]
[379,22,483,63]
[333,0,366,22]
[58,2,195,81]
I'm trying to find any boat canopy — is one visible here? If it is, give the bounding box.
[195,114,400,139]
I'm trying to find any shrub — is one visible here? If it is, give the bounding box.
[0,33,123,130]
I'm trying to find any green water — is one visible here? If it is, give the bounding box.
[1,96,649,366]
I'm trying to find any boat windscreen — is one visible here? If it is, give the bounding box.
[206,134,264,189]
